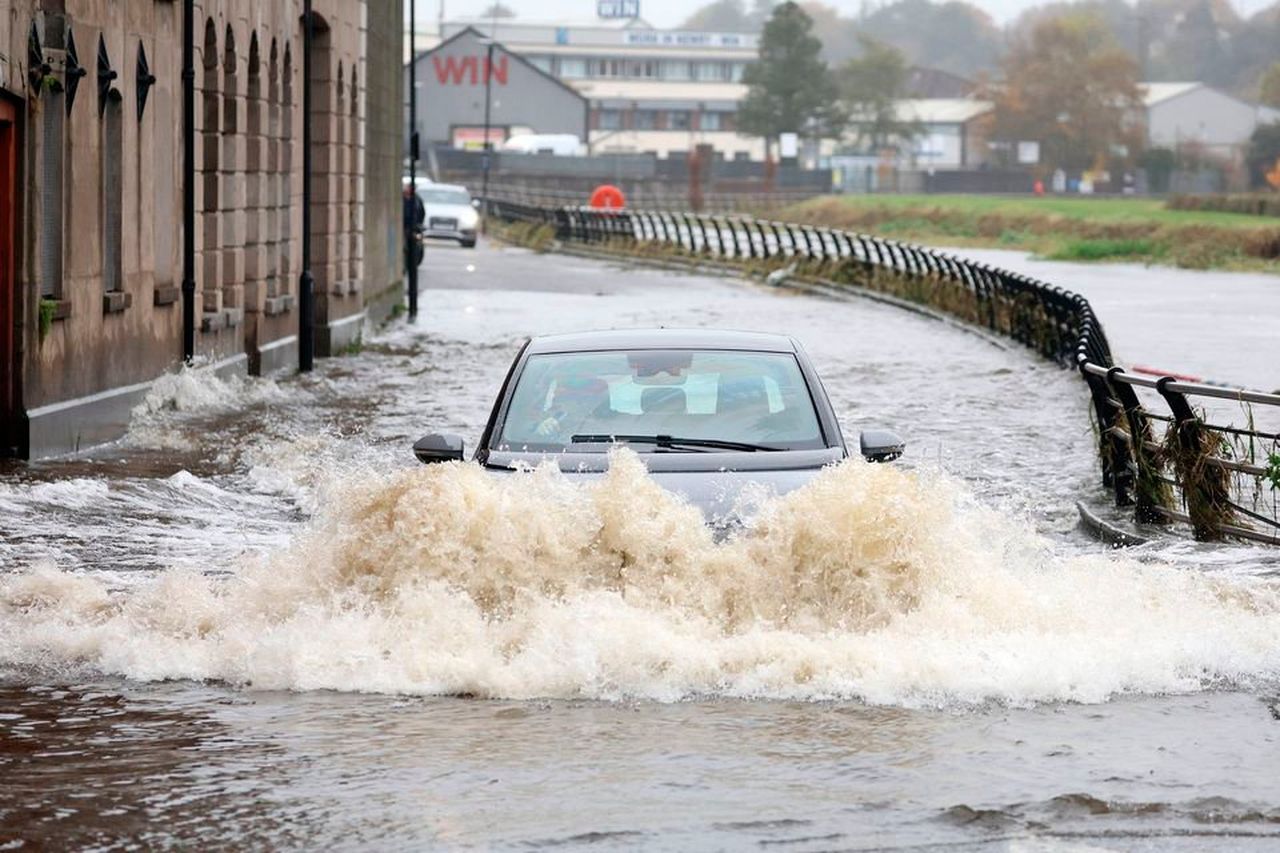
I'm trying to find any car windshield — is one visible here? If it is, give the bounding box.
[420,188,470,206]
[496,349,826,452]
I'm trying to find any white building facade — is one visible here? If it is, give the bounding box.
[421,18,762,159]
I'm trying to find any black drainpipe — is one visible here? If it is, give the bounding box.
[298,0,315,372]
[181,0,195,363]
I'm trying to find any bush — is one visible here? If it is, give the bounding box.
[1245,122,1280,190]
[1166,193,1280,217]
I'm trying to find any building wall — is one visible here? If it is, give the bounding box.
[411,28,588,146]
[1148,87,1258,158]
[7,0,402,458]
[362,0,404,325]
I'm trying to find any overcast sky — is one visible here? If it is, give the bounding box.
[420,0,1277,27]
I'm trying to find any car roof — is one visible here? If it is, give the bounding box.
[418,182,468,193]
[525,328,800,355]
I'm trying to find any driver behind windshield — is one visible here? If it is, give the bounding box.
[533,375,611,439]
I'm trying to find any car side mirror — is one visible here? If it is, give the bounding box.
[859,429,905,463]
[413,433,465,464]
[470,199,481,210]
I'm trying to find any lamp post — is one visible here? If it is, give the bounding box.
[299,0,315,372]
[480,38,494,233]
[181,0,194,363]
[406,0,419,319]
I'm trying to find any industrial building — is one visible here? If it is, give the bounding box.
[1141,82,1272,162]
[413,17,761,159]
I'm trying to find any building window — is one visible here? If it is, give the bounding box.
[730,63,745,82]
[669,110,691,130]
[38,90,65,298]
[700,111,721,131]
[661,60,690,81]
[632,109,656,130]
[529,55,552,73]
[560,58,586,79]
[102,95,124,294]
[692,62,723,81]
[599,109,622,130]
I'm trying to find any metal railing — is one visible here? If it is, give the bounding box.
[486,198,1280,545]
[482,183,820,213]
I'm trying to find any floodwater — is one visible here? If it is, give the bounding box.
[944,246,1280,393]
[2,242,1279,849]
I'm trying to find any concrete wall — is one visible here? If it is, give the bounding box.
[411,28,588,146]
[5,0,404,457]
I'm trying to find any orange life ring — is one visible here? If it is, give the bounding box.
[588,184,626,210]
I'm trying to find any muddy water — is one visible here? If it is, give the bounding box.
[2,244,1279,849]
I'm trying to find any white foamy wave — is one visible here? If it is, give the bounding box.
[124,365,296,450]
[2,450,1277,705]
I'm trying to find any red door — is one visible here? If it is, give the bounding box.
[0,98,16,441]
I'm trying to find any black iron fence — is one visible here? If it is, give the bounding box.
[486,199,1280,546]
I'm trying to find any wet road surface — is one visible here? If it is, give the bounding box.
[2,241,1279,849]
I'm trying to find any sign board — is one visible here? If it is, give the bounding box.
[431,54,508,86]
[623,31,746,47]
[452,126,507,150]
[779,133,799,158]
[598,0,640,18]
[1016,141,1040,165]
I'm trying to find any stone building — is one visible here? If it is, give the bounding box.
[0,0,404,458]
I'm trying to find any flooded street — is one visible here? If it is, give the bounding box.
[943,247,1280,393]
[2,242,1279,849]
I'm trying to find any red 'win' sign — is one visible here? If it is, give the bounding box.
[432,55,510,85]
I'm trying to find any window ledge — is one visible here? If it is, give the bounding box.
[103,292,133,314]
[41,298,72,322]
[153,285,180,306]
[201,311,225,333]
[264,294,294,316]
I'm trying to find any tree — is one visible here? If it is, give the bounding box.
[836,36,919,153]
[738,2,843,158]
[857,0,1002,77]
[479,2,515,18]
[987,14,1144,173]
[1261,62,1280,108]
[681,0,776,31]
[1245,122,1280,190]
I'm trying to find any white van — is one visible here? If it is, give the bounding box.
[500,134,584,156]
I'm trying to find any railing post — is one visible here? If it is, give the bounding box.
[1080,364,1126,497]
[1107,369,1170,524]
[1156,377,1233,541]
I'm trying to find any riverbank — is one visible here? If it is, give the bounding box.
[779,194,1280,273]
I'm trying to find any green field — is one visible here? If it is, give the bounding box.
[780,194,1280,272]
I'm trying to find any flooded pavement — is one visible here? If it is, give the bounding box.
[942,247,1280,393]
[2,241,1279,849]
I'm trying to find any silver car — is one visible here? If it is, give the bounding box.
[417,183,479,248]
[411,329,905,532]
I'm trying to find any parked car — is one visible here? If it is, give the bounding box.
[412,329,905,530]
[416,183,479,248]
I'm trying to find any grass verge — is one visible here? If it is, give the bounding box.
[777,195,1280,272]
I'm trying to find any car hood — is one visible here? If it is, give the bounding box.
[481,448,844,531]
[423,202,476,221]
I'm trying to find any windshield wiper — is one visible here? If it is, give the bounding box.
[570,434,780,452]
